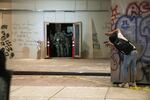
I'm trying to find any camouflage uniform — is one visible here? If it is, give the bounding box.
[54,32,61,56]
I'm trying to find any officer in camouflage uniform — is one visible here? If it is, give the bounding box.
[63,30,72,56]
[59,31,65,57]
[54,31,61,57]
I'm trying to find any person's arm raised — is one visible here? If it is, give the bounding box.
[104,29,119,36]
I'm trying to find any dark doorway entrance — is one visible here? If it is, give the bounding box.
[47,23,73,57]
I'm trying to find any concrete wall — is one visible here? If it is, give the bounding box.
[0,0,111,59]
[0,0,12,9]
[111,0,150,83]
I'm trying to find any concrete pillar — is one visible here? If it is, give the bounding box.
[110,0,150,83]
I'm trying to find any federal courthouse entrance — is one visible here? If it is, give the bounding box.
[45,22,82,58]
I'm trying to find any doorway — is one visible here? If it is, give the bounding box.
[46,23,73,57]
[45,22,82,58]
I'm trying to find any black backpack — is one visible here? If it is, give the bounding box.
[114,38,134,55]
[109,32,134,55]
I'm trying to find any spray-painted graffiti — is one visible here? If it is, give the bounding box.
[139,15,150,64]
[126,1,150,16]
[111,5,120,30]
[0,25,14,58]
[116,15,140,41]
[111,1,150,83]
[116,2,150,64]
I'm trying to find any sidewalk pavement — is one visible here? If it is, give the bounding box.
[7,58,110,73]
[7,58,150,100]
[10,86,150,100]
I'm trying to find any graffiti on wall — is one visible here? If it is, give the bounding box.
[116,1,150,63]
[13,23,37,47]
[0,25,14,58]
[111,5,120,30]
[111,1,150,82]
[126,1,150,16]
